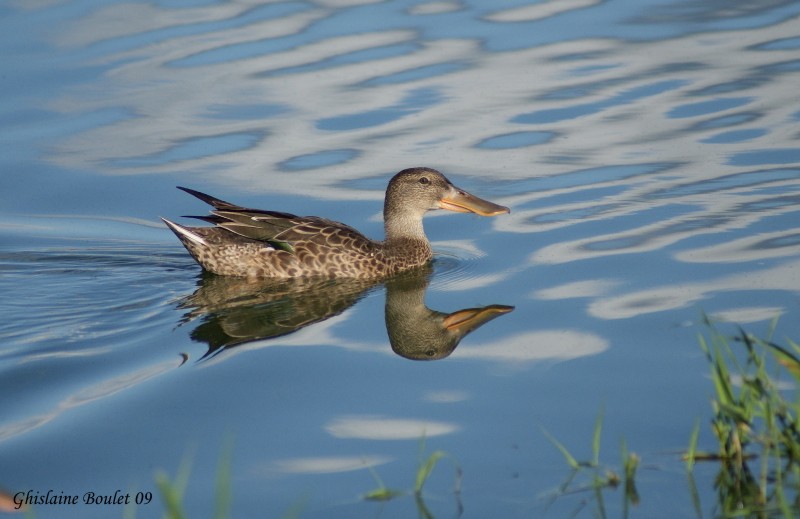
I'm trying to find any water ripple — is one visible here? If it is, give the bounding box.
[4,1,800,515]
[315,86,445,131]
[513,79,689,124]
[7,0,800,311]
[0,247,190,362]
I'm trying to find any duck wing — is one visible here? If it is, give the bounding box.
[178,186,372,254]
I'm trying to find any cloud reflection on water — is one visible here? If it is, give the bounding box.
[587,259,800,320]
[24,0,800,324]
[45,3,799,221]
[267,455,392,475]
[325,415,459,440]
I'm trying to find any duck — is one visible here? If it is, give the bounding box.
[161,167,509,278]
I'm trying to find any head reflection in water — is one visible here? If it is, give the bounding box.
[178,265,513,362]
[384,269,513,360]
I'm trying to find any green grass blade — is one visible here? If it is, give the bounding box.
[363,487,405,501]
[542,428,580,470]
[173,446,195,499]
[685,419,700,472]
[592,408,604,467]
[213,436,234,519]
[155,471,186,519]
[593,478,608,519]
[414,450,447,494]
[155,446,195,519]
[363,464,404,501]
[686,471,703,519]
[620,441,639,508]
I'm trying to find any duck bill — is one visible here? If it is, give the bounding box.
[442,305,515,334]
[438,186,510,216]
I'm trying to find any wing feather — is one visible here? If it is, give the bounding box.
[177,186,373,255]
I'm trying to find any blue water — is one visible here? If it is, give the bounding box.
[1,0,800,518]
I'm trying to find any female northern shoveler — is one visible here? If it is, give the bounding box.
[161,167,509,278]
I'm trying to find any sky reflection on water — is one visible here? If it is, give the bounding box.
[1,0,799,517]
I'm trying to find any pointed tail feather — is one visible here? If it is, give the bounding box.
[183,214,227,224]
[161,217,207,246]
[176,186,243,210]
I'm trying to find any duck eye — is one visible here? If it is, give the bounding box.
[418,177,430,185]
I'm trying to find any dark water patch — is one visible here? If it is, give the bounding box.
[165,2,320,70]
[358,61,470,87]
[537,79,623,102]
[629,0,800,26]
[583,235,643,252]
[644,168,800,199]
[108,131,265,168]
[727,148,800,166]
[759,58,800,73]
[583,212,733,252]
[514,79,688,124]
[737,194,800,212]
[27,108,133,138]
[85,3,312,65]
[315,86,445,131]
[687,59,800,98]
[170,34,302,68]
[688,111,761,131]
[751,35,800,50]
[511,163,677,194]
[568,63,622,76]
[609,203,703,233]
[157,0,219,7]
[548,49,614,63]
[0,164,197,222]
[688,76,770,96]
[536,62,704,102]
[258,42,421,78]
[666,97,753,119]
[534,185,627,207]
[475,131,555,150]
[700,128,767,143]
[202,103,291,121]
[527,203,619,225]
[279,149,360,171]
[753,232,800,249]
[336,173,391,192]
[1,108,133,163]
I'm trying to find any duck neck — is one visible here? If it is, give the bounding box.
[383,209,432,258]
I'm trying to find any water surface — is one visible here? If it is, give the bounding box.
[1,0,800,517]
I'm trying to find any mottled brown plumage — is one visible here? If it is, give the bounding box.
[162,167,509,278]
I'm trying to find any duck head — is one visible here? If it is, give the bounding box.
[385,167,509,216]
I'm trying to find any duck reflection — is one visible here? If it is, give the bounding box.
[384,269,513,360]
[178,265,512,361]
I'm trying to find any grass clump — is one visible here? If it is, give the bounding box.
[363,438,461,509]
[543,408,640,517]
[154,438,234,519]
[687,319,800,517]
